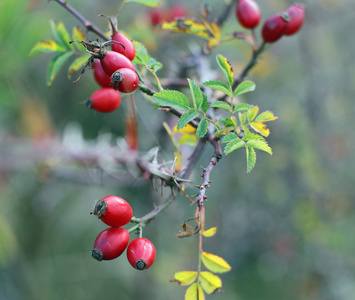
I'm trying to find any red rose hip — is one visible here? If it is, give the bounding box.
[261,13,289,43]
[86,87,121,113]
[100,51,135,77]
[93,60,111,87]
[92,195,133,228]
[236,0,261,29]
[284,3,305,36]
[92,227,130,261]
[111,68,139,93]
[127,238,156,270]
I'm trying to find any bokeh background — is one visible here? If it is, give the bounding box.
[1,0,355,299]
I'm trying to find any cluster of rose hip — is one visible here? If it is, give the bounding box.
[236,0,305,42]
[75,16,139,113]
[91,195,156,270]
[148,3,187,26]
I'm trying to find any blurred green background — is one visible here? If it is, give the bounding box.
[1,0,355,299]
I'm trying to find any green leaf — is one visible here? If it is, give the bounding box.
[67,54,91,79]
[173,271,198,286]
[201,252,231,273]
[246,146,257,173]
[199,272,222,294]
[255,110,278,122]
[177,109,199,130]
[47,52,73,86]
[71,27,87,53]
[188,79,203,110]
[196,118,209,138]
[233,103,253,113]
[210,101,232,111]
[50,20,73,50]
[147,57,162,72]
[132,41,150,65]
[234,80,256,97]
[243,133,265,141]
[153,90,190,111]
[216,55,234,87]
[224,139,245,155]
[202,80,232,97]
[29,40,66,56]
[221,133,237,143]
[246,140,272,155]
[200,93,209,115]
[247,106,259,122]
[238,111,247,126]
[185,283,205,300]
[124,0,158,7]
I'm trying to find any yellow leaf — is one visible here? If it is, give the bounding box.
[172,271,198,286]
[250,122,270,137]
[199,272,222,294]
[185,283,205,300]
[247,106,259,122]
[173,123,197,134]
[29,40,66,56]
[201,252,231,273]
[202,227,217,238]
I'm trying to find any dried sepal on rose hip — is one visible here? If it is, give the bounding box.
[284,3,305,36]
[92,227,130,261]
[92,195,133,228]
[110,68,139,93]
[127,238,156,270]
[236,0,261,29]
[86,87,121,113]
[261,12,290,43]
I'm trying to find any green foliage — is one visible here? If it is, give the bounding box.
[29,21,87,86]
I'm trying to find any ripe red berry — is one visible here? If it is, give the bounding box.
[111,68,139,93]
[284,3,305,36]
[167,4,187,21]
[149,8,164,26]
[92,227,130,261]
[92,195,133,228]
[261,13,289,43]
[111,32,136,61]
[93,60,111,87]
[236,0,261,29]
[127,238,156,270]
[100,51,135,77]
[86,87,121,113]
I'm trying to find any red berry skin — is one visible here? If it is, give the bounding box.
[149,8,164,26]
[92,227,130,261]
[100,51,135,77]
[236,0,261,29]
[86,88,121,113]
[167,4,187,21]
[111,32,136,61]
[93,60,111,87]
[261,13,289,43]
[93,195,133,228]
[111,68,139,93]
[284,4,305,36]
[127,238,156,270]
